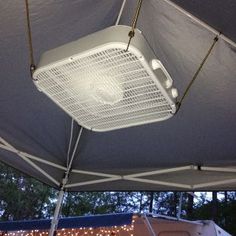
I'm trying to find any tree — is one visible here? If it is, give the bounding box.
[187,193,194,219]
[61,192,117,216]
[0,162,55,220]
[212,191,218,223]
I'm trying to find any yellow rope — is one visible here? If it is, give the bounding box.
[25,0,36,76]
[176,35,219,113]
[126,0,143,51]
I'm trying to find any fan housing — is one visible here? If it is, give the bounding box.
[33,25,178,131]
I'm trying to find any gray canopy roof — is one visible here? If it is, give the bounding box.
[0,0,236,191]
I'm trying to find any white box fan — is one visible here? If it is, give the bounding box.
[33,25,178,131]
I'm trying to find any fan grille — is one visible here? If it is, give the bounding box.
[34,45,175,131]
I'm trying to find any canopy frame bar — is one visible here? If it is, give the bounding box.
[123,176,192,189]
[0,137,60,186]
[65,176,122,188]
[1,137,236,190]
[163,0,236,48]
[0,142,66,171]
[68,166,236,189]
[71,169,122,178]
[123,166,193,178]
[193,178,236,189]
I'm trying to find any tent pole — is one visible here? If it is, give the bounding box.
[49,188,65,236]
[177,192,183,220]
[49,126,83,236]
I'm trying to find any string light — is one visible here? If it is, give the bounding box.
[0,218,136,236]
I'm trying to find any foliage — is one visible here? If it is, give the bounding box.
[0,162,55,220]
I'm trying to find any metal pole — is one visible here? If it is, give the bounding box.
[48,127,83,236]
[49,188,65,236]
[177,192,183,220]
[0,142,66,171]
[163,0,236,48]
[0,137,60,186]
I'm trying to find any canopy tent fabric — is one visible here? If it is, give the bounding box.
[0,0,236,191]
[0,213,133,231]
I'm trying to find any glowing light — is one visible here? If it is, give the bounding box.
[0,219,135,236]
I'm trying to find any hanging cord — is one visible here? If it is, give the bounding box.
[126,0,143,51]
[176,34,220,113]
[24,0,36,77]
